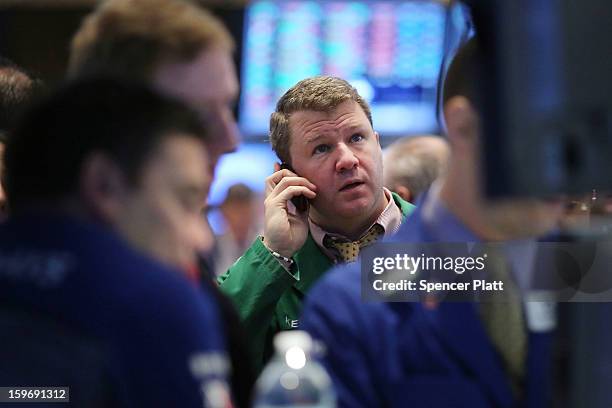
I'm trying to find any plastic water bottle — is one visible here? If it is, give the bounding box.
[254,330,336,408]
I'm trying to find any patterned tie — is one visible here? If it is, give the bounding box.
[478,246,526,397]
[325,224,385,263]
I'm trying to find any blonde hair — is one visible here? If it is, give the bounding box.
[69,0,234,80]
[270,76,373,164]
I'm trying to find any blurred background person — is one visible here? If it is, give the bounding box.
[383,134,450,204]
[589,190,612,225]
[556,190,612,234]
[0,57,43,220]
[559,194,592,232]
[214,182,262,277]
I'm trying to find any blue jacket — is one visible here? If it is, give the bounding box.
[0,213,231,407]
[302,191,553,408]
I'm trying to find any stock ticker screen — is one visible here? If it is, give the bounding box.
[239,0,447,138]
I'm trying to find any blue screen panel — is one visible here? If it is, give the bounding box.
[239,0,447,138]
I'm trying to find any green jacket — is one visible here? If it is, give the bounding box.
[217,193,415,371]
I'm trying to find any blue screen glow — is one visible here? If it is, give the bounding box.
[239,0,447,138]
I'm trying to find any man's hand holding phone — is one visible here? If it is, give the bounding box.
[262,163,317,258]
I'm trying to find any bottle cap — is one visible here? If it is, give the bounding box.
[274,330,313,353]
[274,331,313,369]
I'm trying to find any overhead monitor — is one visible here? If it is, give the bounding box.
[239,0,448,138]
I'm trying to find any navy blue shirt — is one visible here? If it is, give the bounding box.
[0,213,231,407]
[302,189,553,408]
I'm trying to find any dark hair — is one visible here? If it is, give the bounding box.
[222,183,255,206]
[5,77,206,211]
[0,57,45,142]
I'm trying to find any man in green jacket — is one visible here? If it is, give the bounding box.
[218,76,415,370]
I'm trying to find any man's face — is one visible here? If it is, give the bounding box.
[115,134,213,269]
[154,47,240,175]
[445,96,563,240]
[222,198,260,242]
[288,100,386,228]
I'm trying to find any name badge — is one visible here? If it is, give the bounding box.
[524,293,557,332]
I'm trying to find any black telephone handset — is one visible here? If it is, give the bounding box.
[280,163,310,213]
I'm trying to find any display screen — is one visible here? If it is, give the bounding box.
[239,0,447,138]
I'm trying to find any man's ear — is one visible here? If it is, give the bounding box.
[80,153,128,224]
[443,96,479,150]
[394,185,412,203]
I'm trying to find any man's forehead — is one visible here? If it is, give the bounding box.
[154,134,208,168]
[153,47,238,105]
[290,99,357,118]
[288,100,369,139]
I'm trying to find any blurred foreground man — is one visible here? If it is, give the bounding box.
[0,79,231,407]
[70,3,254,404]
[69,0,240,175]
[219,76,415,370]
[302,39,563,408]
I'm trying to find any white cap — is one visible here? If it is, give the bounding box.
[273,330,313,354]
